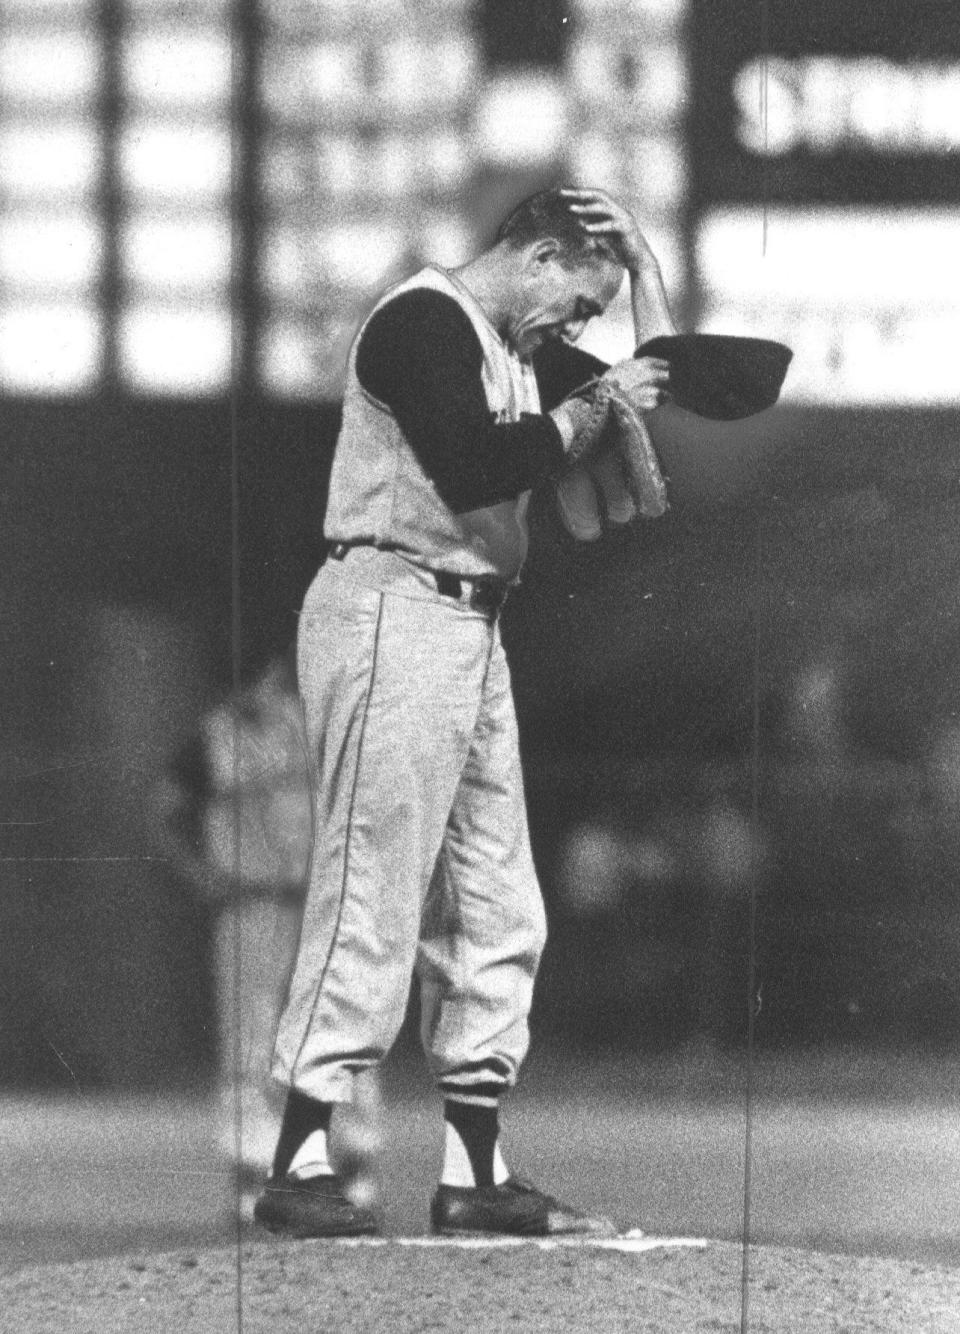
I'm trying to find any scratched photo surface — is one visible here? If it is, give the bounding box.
[3,2,960,1331]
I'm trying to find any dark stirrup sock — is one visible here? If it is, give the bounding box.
[443,1098,501,1188]
[271,1089,334,1180]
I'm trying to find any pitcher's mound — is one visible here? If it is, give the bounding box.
[4,1236,960,1333]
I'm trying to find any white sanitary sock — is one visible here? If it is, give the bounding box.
[287,1128,334,1180]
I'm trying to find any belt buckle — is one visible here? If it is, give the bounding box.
[468,576,508,619]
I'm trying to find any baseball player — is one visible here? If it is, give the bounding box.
[254,186,676,1239]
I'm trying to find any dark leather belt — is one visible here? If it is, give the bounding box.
[434,570,510,619]
[327,543,508,620]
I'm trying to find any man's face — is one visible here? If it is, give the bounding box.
[506,249,623,358]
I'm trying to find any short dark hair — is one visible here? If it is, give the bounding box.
[495,187,620,269]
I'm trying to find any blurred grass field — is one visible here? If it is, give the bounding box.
[3,1046,959,1276]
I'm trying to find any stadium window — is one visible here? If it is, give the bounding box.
[260,226,309,304]
[0,124,102,198]
[567,36,689,122]
[119,123,232,200]
[259,39,366,122]
[1,0,96,10]
[423,133,475,195]
[121,216,233,296]
[370,137,417,199]
[256,3,481,398]
[475,70,570,167]
[259,320,321,401]
[0,0,236,397]
[259,220,413,311]
[121,27,232,110]
[118,304,232,395]
[319,137,362,198]
[419,211,477,268]
[563,0,691,354]
[259,312,362,402]
[626,135,689,211]
[0,303,101,393]
[0,213,102,292]
[0,28,101,102]
[0,0,497,398]
[0,2,103,393]
[323,221,411,290]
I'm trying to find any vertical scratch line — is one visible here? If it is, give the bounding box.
[742,14,771,1329]
[741,516,764,1334]
[760,0,770,257]
[741,0,773,1317]
[741,15,773,1328]
[230,7,246,1334]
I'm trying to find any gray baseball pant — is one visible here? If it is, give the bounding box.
[271,546,547,1103]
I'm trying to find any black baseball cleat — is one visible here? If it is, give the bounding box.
[253,1172,378,1238]
[430,1176,617,1238]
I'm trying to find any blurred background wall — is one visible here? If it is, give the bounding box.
[2,0,960,1089]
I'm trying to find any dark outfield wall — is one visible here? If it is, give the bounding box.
[2,398,960,1085]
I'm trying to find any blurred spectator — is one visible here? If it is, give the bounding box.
[152,653,382,1213]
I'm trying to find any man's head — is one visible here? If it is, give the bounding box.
[495,189,620,269]
[493,188,624,357]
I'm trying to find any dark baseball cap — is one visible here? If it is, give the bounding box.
[635,333,793,421]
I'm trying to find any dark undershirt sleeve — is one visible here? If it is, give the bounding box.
[531,340,610,411]
[355,289,566,514]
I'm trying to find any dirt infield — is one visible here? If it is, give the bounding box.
[4,1234,960,1334]
[5,1052,960,1329]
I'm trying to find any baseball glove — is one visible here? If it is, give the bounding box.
[556,378,668,542]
